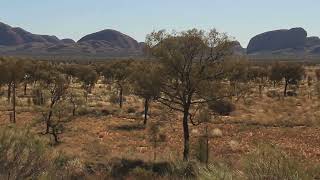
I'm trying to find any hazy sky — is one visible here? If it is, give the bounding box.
[0,0,319,47]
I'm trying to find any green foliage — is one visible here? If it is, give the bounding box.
[146,28,234,160]
[0,57,25,85]
[0,126,50,180]
[75,65,99,94]
[130,62,161,100]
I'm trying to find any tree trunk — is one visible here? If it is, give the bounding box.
[259,84,262,97]
[84,92,88,102]
[154,139,157,161]
[7,83,11,103]
[143,98,149,125]
[119,86,123,108]
[72,104,76,116]
[12,82,16,123]
[46,102,54,134]
[205,124,209,166]
[284,80,288,97]
[24,83,27,95]
[52,126,59,144]
[183,107,190,161]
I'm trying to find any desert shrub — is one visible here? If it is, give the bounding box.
[108,158,172,178]
[127,107,136,114]
[243,144,314,180]
[128,167,156,179]
[101,109,111,116]
[0,126,50,180]
[197,163,235,180]
[170,160,198,178]
[209,100,235,116]
[48,153,85,179]
[109,92,126,104]
[32,88,46,106]
[266,90,281,98]
[77,106,100,116]
[196,136,209,164]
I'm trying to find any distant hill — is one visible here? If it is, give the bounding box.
[1,22,320,59]
[0,22,144,57]
[78,29,140,49]
[247,27,320,58]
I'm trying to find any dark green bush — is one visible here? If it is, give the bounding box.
[209,100,235,116]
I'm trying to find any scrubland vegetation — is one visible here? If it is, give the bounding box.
[0,29,320,179]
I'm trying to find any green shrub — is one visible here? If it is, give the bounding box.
[0,126,50,180]
[48,153,85,179]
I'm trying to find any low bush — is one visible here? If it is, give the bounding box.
[209,100,235,116]
[243,144,315,180]
[0,126,50,180]
[197,163,235,180]
[127,107,136,114]
[109,93,126,105]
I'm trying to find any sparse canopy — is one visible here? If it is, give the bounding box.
[130,62,162,124]
[269,62,305,96]
[146,28,233,160]
[102,60,132,108]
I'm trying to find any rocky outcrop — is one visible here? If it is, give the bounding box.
[306,36,320,47]
[78,29,140,49]
[247,28,308,54]
[0,22,24,45]
[61,38,76,44]
[0,22,143,57]
[0,22,62,45]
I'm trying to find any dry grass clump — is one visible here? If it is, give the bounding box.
[0,126,51,179]
[243,144,318,180]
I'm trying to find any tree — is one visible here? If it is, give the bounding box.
[0,58,25,123]
[102,61,132,108]
[75,65,98,102]
[269,62,283,88]
[146,29,233,161]
[282,64,304,96]
[67,90,85,116]
[247,65,268,97]
[39,70,69,136]
[130,62,161,125]
[226,58,252,99]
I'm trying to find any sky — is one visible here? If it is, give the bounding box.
[0,0,319,47]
